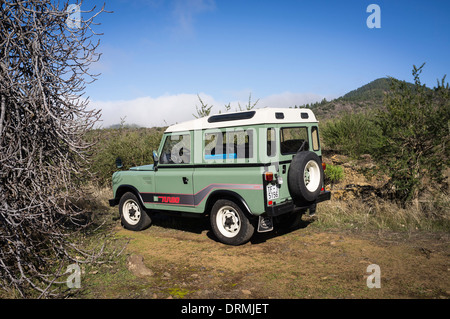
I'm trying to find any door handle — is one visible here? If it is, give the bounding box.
[182,177,189,184]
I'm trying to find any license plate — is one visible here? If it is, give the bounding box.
[266,184,279,201]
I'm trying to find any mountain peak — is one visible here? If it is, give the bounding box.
[303,77,411,120]
[341,77,392,102]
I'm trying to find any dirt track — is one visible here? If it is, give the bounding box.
[94,214,449,299]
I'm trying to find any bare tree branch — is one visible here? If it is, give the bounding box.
[0,0,109,297]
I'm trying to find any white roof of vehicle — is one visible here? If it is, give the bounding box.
[165,107,318,133]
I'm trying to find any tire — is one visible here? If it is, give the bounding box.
[210,199,254,246]
[119,192,152,231]
[288,151,323,205]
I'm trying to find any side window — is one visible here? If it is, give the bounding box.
[227,129,253,159]
[267,128,276,157]
[204,131,228,159]
[204,129,254,160]
[280,127,309,154]
[311,126,320,151]
[160,133,191,164]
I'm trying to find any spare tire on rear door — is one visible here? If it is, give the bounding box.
[288,151,323,205]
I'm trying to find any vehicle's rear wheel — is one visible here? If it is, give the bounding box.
[210,199,254,246]
[288,151,323,205]
[119,192,152,231]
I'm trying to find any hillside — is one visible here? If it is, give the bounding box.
[299,77,406,120]
[341,78,391,102]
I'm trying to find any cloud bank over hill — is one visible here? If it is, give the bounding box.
[92,91,329,128]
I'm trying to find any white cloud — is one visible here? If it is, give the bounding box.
[91,91,328,128]
[91,93,217,128]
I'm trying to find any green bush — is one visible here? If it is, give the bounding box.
[321,64,449,205]
[321,111,383,158]
[374,64,450,203]
[88,127,164,186]
[324,164,344,184]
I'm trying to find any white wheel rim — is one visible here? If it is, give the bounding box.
[216,205,241,238]
[304,160,321,192]
[123,199,141,225]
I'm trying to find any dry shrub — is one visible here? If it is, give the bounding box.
[316,194,450,233]
[0,1,108,297]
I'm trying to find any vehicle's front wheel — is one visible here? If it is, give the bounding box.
[119,192,152,231]
[210,199,254,246]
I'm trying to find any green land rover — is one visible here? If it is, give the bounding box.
[109,108,331,245]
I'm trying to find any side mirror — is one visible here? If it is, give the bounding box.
[152,151,159,166]
[115,157,123,169]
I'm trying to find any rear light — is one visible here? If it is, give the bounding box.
[322,162,326,170]
[264,172,274,182]
[268,200,273,206]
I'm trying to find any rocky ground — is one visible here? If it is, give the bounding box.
[81,215,449,299]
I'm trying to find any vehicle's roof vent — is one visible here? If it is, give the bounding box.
[275,112,284,119]
[208,111,256,123]
[301,112,309,119]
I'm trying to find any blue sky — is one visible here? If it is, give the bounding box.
[81,0,450,127]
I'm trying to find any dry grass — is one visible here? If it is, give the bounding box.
[315,195,450,233]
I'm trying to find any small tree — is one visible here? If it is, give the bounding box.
[375,64,450,204]
[194,93,260,117]
[0,0,107,297]
[238,92,259,111]
[193,94,213,118]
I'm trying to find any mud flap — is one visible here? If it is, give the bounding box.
[257,216,274,233]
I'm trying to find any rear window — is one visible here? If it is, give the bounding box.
[280,127,309,154]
